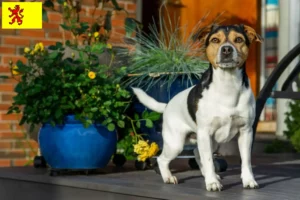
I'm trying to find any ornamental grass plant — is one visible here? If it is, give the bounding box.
[119,3,223,91]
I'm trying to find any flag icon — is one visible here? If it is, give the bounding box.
[2,2,42,29]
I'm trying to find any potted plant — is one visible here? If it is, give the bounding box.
[5,0,161,173]
[7,38,162,173]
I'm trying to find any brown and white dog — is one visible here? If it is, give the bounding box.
[132,24,262,191]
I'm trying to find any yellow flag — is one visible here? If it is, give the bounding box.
[1,2,42,29]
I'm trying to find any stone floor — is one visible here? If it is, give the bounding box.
[0,153,299,200]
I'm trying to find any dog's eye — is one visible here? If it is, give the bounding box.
[211,38,220,43]
[235,37,244,43]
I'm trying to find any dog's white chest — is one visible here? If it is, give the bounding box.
[211,116,245,143]
[196,73,254,143]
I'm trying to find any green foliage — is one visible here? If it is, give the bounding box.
[7,41,161,155]
[291,130,300,152]
[119,3,209,91]
[284,99,300,152]
[7,42,122,131]
[116,110,161,160]
[43,0,54,9]
[264,139,295,153]
[42,8,48,22]
[117,134,136,160]
[125,18,142,38]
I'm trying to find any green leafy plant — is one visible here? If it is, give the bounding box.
[7,41,129,131]
[284,99,300,152]
[119,3,214,91]
[7,40,161,159]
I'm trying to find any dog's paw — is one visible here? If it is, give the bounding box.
[206,181,223,192]
[164,176,178,184]
[243,179,259,189]
[205,176,223,192]
[216,174,222,180]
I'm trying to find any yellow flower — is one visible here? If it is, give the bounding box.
[133,140,149,155]
[12,65,19,75]
[24,47,30,53]
[38,42,44,51]
[133,140,159,161]
[63,2,68,7]
[71,52,75,58]
[148,142,159,157]
[30,50,35,55]
[137,152,148,162]
[33,42,44,52]
[34,43,40,52]
[133,145,143,155]
[88,71,96,79]
[93,32,99,38]
[106,43,112,49]
[138,140,149,148]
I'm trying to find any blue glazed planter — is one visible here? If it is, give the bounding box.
[132,75,199,148]
[38,115,117,169]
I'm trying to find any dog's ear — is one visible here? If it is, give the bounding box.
[193,24,219,45]
[241,24,263,43]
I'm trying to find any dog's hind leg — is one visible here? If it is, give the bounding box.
[157,125,186,184]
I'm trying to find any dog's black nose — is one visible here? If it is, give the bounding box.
[221,46,233,56]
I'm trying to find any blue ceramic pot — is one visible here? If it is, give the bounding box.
[38,115,117,169]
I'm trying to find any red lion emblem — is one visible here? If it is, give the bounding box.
[8,5,24,25]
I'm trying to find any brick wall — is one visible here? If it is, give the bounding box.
[0,0,137,167]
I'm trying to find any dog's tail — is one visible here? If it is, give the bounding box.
[132,87,167,113]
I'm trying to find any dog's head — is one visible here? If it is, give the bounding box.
[198,24,263,69]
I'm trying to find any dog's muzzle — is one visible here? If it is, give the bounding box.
[221,46,234,62]
[217,43,238,68]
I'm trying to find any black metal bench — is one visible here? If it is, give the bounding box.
[252,43,300,148]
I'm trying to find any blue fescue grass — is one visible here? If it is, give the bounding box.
[120,3,223,91]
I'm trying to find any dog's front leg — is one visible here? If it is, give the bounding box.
[197,128,223,191]
[238,126,259,189]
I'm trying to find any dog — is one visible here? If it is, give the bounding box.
[132,24,262,191]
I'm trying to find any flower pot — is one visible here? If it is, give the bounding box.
[38,115,117,170]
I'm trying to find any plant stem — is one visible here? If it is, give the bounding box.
[108,53,115,68]
[127,116,139,143]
